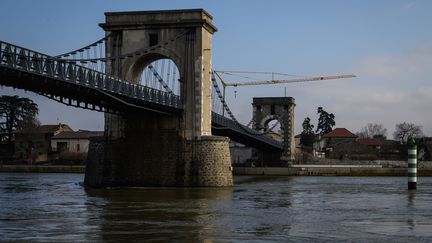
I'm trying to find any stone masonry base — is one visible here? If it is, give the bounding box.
[184,136,233,186]
[84,136,233,187]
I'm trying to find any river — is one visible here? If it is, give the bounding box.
[1,173,432,242]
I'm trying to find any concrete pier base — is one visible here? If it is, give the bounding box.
[183,136,233,186]
[84,136,233,187]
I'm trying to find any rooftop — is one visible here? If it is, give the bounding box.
[52,130,104,139]
[323,128,357,138]
[15,124,73,134]
[358,138,382,146]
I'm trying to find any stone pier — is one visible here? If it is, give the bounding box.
[84,9,232,187]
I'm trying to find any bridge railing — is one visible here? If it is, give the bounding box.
[0,41,181,109]
[212,112,283,149]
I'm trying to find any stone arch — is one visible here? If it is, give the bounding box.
[260,114,281,131]
[124,48,184,84]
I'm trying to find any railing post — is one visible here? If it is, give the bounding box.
[45,59,54,76]
[17,49,29,70]
[3,45,15,67]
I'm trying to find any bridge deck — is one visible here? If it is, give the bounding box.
[0,41,181,114]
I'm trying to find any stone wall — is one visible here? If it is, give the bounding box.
[83,136,105,187]
[84,135,233,187]
[184,136,233,186]
[233,166,432,176]
[298,158,432,169]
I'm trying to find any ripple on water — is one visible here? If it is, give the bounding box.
[1,174,432,242]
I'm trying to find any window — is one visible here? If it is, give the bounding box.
[76,144,80,152]
[256,105,261,111]
[57,142,68,152]
[149,34,158,46]
[271,105,275,115]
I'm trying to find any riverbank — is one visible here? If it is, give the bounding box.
[1,164,432,176]
[0,165,86,173]
[234,165,432,176]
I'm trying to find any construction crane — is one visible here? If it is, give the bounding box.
[213,70,356,116]
[214,70,355,98]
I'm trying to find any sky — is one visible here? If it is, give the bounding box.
[1,0,431,137]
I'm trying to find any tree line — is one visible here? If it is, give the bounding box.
[300,107,425,146]
[356,122,423,143]
[0,95,427,146]
[300,107,336,146]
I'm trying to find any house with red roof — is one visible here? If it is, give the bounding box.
[14,124,73,163]
[51,130,104,164]
[51,130,103,153]
[13,124,104,164]
[313,128,358,158]
[358,138,382,150]
[324,128,358,145]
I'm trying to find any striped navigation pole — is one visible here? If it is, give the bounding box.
[408,138,417,190]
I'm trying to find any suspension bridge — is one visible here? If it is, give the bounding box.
[0,9,288,187]
[0,38,281,150]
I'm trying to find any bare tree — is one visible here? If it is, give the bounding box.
[393,122,423,143]
[357,123,387,139]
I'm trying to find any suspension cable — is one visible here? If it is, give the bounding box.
[148,64,173,94]
[54,34,112,58]
[215,70,308,78]
[55,30,191,63]
[211,72,278,136]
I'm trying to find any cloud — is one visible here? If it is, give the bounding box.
[402,2,415,10]
[227,43,432,137]
[356,43,432,80]
[296,44,432,136]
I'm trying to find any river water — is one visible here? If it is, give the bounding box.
[1,173,432,242]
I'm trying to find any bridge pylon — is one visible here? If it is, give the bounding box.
[84,9,233,187]
[252,97,296,166]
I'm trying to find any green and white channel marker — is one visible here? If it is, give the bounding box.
[408,138,417,190]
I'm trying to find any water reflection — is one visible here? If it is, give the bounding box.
[407,190,416,207]
[407,191,417,231]
[85,187,233,242]
[0,173,99,242]
[230,176,294,241]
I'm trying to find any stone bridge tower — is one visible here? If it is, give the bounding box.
[252,97,296,163]
[84,9,233,187]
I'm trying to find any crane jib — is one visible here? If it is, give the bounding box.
[223,74,356,87]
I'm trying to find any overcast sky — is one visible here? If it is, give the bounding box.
[1,0,431,137]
